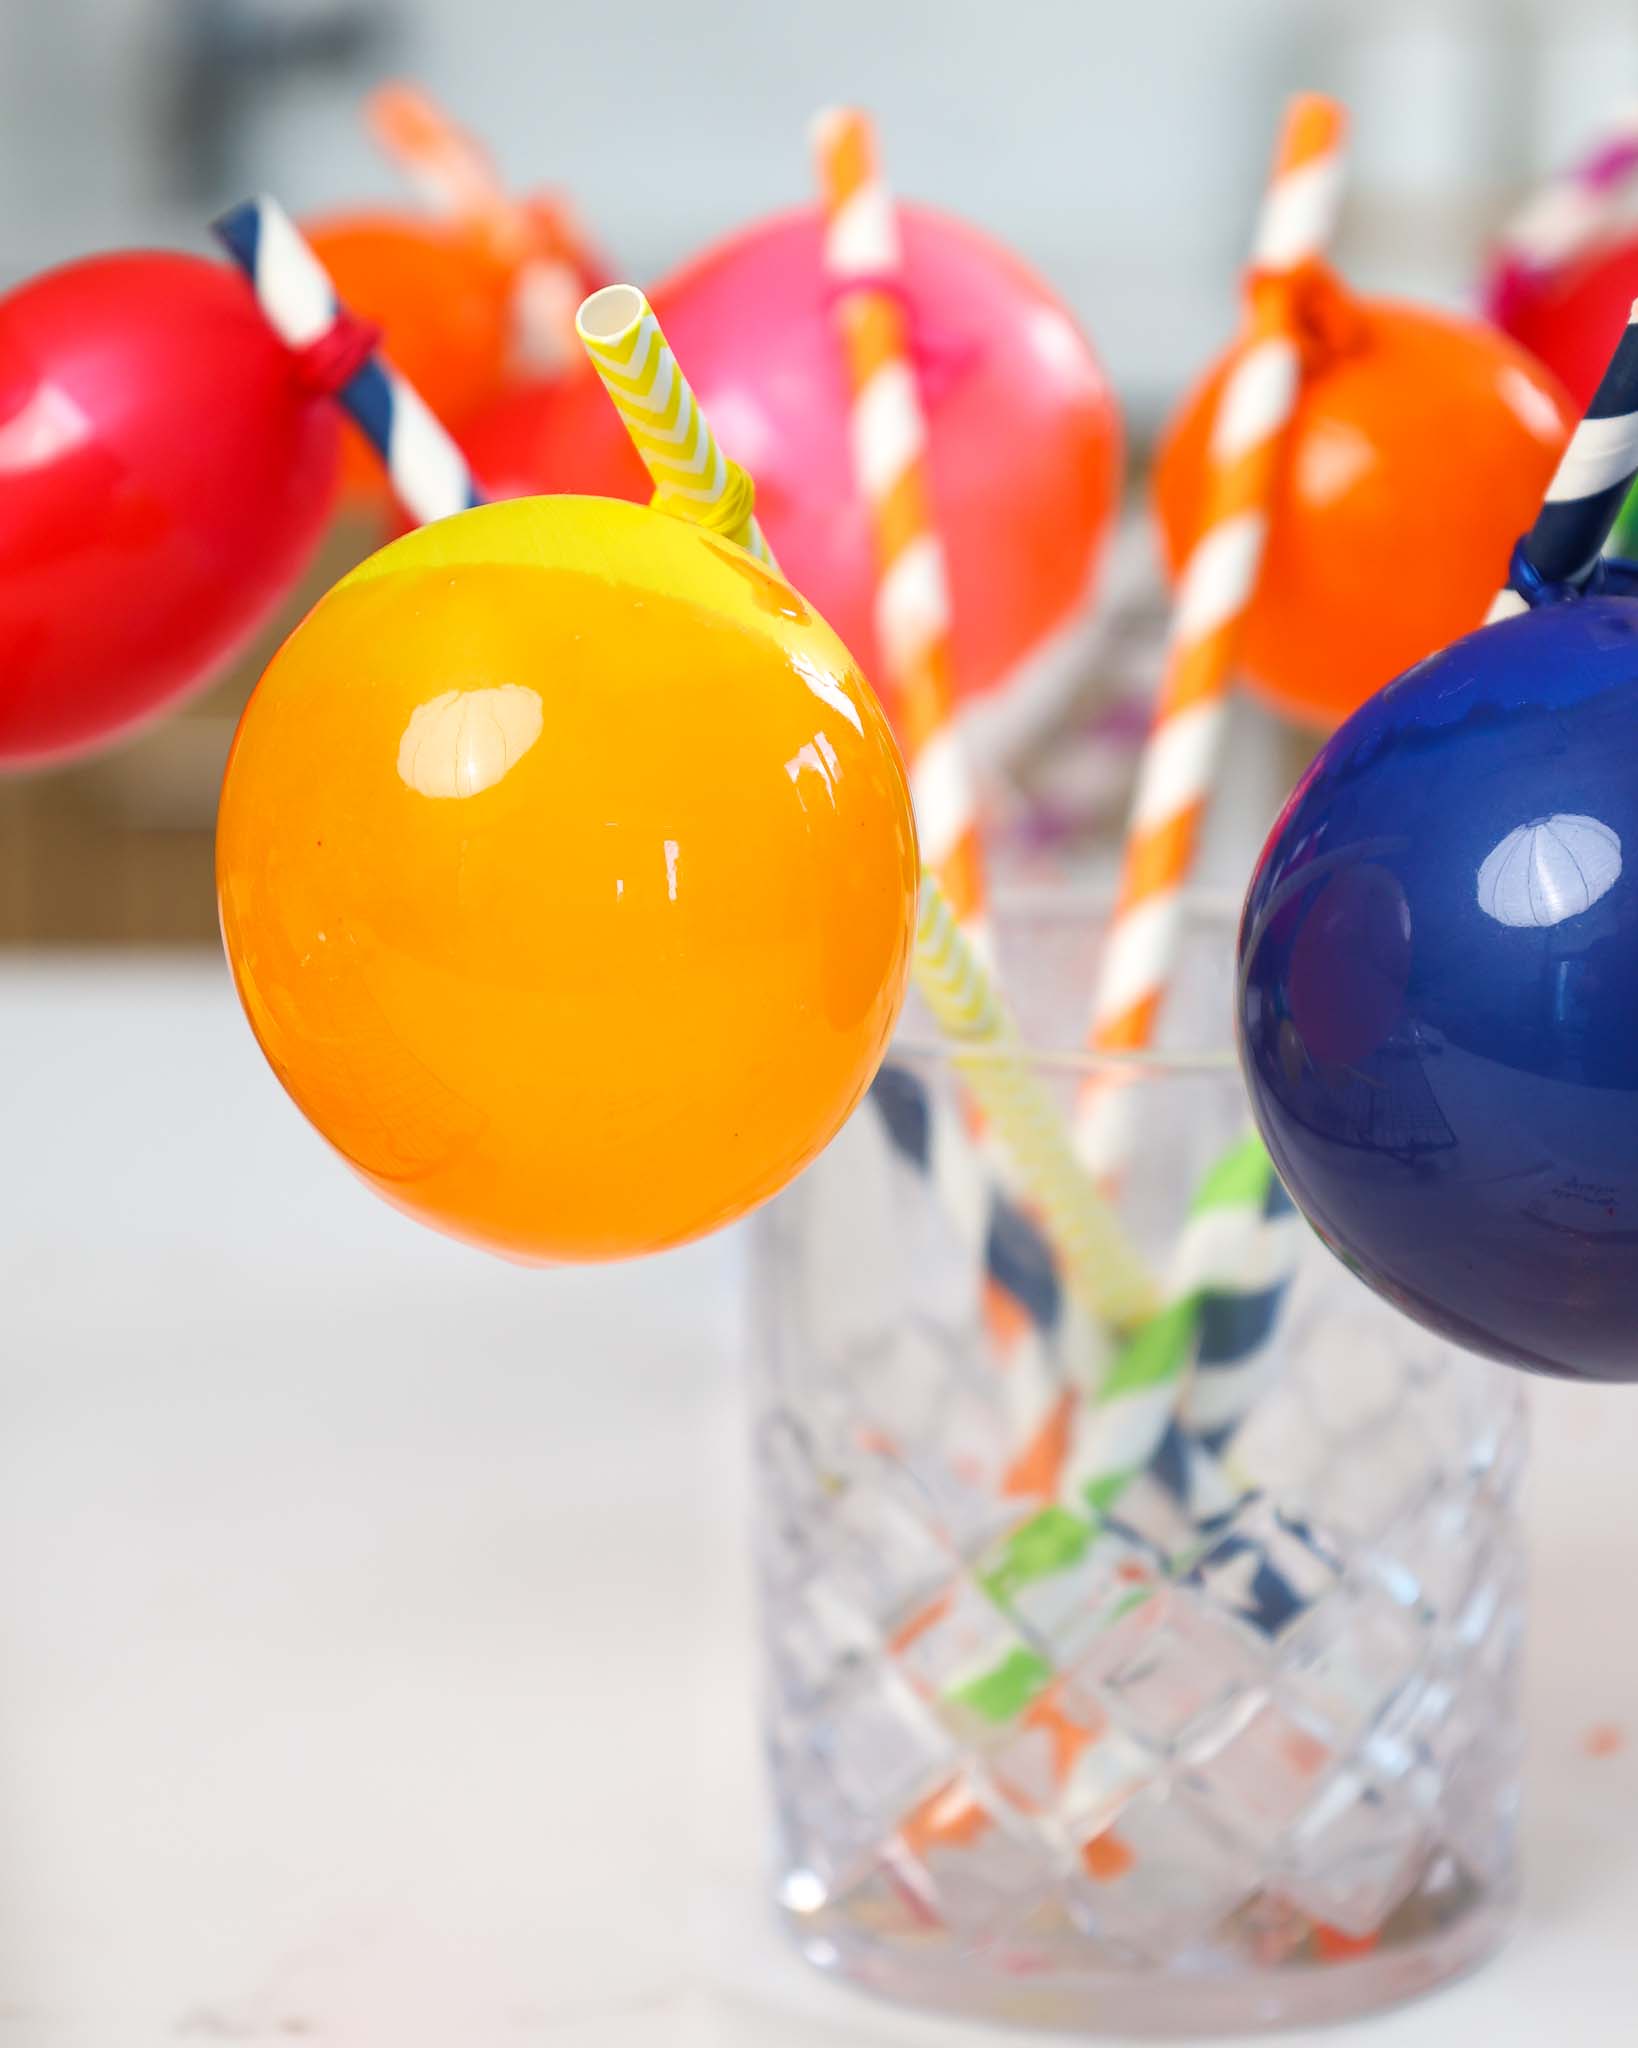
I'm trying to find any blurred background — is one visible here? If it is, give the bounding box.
[3,0,1636,944]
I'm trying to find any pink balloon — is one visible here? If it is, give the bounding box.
[463,204,1123,757]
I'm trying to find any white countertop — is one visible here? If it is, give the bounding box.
[1,957,1635,2046]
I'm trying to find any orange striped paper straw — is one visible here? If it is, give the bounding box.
[813,107,988,948]
[367,82,525,251]
[367,80,584,371]
[1073,93,1348,1182]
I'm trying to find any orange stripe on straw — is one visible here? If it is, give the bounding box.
[367,82,520,251]
[366,80,587,370]
[813,106,988,945]
[1002,1388,1076,1499]
[1277,92,1345,176]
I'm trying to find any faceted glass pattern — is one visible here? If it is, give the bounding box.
[749,923,1523,2034]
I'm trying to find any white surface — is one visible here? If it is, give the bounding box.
[1,956,1636,2046]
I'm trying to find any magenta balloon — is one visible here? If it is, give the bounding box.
[463,204,1123,751]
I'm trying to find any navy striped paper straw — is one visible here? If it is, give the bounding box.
[1495,298,1638,616]
[213,195,483,530]
[870,1064,1064,1332]
[1173,1171,1300,1466]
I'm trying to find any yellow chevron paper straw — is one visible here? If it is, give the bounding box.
[913,879,1158,1329]
[575,284,773,562]
[576,290,1158,1333]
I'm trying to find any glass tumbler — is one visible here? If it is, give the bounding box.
[748,897,1524,2034]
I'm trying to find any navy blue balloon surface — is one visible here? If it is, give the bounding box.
[1237,593,1638,1380]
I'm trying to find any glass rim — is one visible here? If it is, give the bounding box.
[890,1038,1244,1077]
[895,881,1244,1077]
[981,882,1244,922]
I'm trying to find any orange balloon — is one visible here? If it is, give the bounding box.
[1153,292,1575,729]
[217,496,919,1262]
[303,212,516,512]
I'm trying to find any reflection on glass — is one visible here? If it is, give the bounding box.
[397,684,544,799]
[1476,813,1622,929]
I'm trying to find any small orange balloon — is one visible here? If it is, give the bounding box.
[303,212,516,512]
[1153,290,1575,729]
[217,496,919,1262]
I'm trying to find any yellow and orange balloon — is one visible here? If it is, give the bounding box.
[217,496,919,1261]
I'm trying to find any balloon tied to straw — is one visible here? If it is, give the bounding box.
[214,195,483,529]
[576,285,773,563]
[570,276,1160,1331]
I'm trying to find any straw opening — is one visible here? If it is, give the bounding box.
[577,283,644,342]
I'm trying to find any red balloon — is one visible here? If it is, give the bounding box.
[1487,235,1638,409]
[0,252,339,767]
[461,204,1122,756]
[464,363,644,500]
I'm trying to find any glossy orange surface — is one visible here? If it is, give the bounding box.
[217,496,919,1262]
[1154,296,1574,729]
[303,213,515,513]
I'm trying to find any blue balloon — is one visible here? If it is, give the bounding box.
[1237,593,1638,1380]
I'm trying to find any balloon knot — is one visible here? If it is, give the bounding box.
[1506,538,1607,609]
[820,269,914,320]
[819,273,979,402]
[1247,258,1368,371]
[651,458,759,548]
[291,310,384,396]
